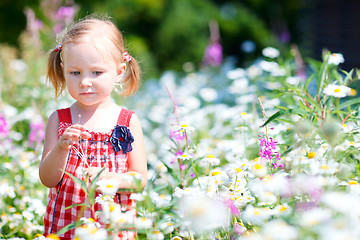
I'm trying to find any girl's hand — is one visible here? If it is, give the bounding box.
[58,124,92,150]
[87,167,107,182]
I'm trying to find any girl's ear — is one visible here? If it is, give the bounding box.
[116,63,126,83]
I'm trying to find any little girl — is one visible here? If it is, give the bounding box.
[39,16,147,239]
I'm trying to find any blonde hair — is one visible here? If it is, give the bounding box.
[47,15,140,98]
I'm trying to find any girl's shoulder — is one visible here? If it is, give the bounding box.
[47,110,60,127]
[47,109,72,136]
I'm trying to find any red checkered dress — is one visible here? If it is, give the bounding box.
[44,108,136,240]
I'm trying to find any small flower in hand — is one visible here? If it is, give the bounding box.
[97,178,120,196]
[110,125,134,154]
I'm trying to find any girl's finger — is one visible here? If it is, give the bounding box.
[62,139,75,148]
[81,131,92,139]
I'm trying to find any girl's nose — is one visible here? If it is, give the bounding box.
[80,77,92,87]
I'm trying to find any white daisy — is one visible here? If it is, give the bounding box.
[199,154,220,167]
[251,162,268,178]
[135,216,153,229]
[96,178,120,196]
[148,230,164,240]
[262,219,298,240]
[328,53,345,65]
[262,47,280,58]
[323,84,351,98]
[74,225,108,240]
[177,124,195,133]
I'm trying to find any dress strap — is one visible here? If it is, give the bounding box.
[57,108,72,124]
[116,108,134,127]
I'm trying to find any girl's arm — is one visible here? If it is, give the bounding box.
[126,113,148,188]
[39,111,91,188]
[88,113,148,192]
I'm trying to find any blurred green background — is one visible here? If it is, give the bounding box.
[1,0,359,79]
[0,0,302,78]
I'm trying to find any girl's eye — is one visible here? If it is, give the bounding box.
[70,71,80,76]
[93,71,102,76]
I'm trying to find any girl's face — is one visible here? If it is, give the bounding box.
[61,40,124,108]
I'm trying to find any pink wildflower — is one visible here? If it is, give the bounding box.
[259,135,282,169]
[0,114,9,139]
[28,118,45,147]
[170,130,186,142]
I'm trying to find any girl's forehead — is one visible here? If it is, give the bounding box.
[62,46,119,70]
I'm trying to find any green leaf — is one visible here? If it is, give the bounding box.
[260,110,286,127]
[260,108,308,127]
[338,97,360,109]
[88,166,106,204]
[64,171,88,195]
[317,52,330,95]
[341,69,354,85]
[56,222,79,235]
[65,203,90,210]
[303,74,315,92]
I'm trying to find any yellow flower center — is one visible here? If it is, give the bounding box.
[181,124,188,128]
[350,141,354,145]
[253,208,262,216]
[109,205,116,212]
[206,154,216,158]
[212,171,221,176]
[235,167,242,173]
[334,88,341,93]
[350,89,357,96]
[241,112,248,115]
[118,218,126,223]
[192,206,205,216]
[307,152,316,158]
[320,165,329,170]
[348,180,358,185]
[106,184,114,188]
[254,163,264,170]
[279,205,288,212]
[46,234,60,240]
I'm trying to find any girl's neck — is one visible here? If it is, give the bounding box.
[73,99,115,114]
[70,100,121,133]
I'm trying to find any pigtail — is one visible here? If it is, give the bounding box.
[46,48,65,98]
[122,56,141,97]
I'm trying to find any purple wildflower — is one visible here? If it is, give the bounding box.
[259,135,282,169]
[34,19,43,30]
[203,42,223,67]
[190,172,196,178]
[180,164,186,171]
[56,6,76,24]
[203,20,223,67]
[53,23,65,35]
[225,199,240,217]
[0,114,9,139]
[28,118,45,147]
[175,150,183,157]
[170,130,186,142]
